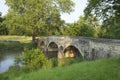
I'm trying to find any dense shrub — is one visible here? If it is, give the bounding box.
[16,48,84,72]
[21,48,49,72]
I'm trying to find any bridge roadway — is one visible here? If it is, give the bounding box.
[37,36,120,60]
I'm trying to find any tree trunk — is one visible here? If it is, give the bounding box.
[32,34,36,43]
[32,34,38,47]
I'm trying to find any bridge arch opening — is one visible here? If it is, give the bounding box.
[64,45,83,59]
[47,42,58,58]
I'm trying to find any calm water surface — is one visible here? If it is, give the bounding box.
[0,51,21,73]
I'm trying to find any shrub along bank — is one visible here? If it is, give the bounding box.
[13,57,120,80]
[0,48,83,80]
[0,36,120,80]
[0,55,120,80]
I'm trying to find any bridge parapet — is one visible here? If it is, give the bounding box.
[37,36,120,60]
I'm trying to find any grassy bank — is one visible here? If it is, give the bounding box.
[0,36,34,51]
[4,57,120,80]
[0,35,31,43]
[1,36,120,80]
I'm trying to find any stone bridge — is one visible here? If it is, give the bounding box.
[37,36,120,60]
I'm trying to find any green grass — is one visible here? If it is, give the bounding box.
[11,57,120,80]
[0,36,34,51]
[0,36,120,80]
[0,35,32,43]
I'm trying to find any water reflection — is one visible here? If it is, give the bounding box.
[0,51,21,73]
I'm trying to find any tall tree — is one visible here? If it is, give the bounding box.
[5,0,74,42]
[62,14,100,37]
[0,12,8,35]
[84,0,120,39]
[75,15,100,37]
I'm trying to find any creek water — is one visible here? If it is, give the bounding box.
[0,51,21,73]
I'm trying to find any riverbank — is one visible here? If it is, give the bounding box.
[0,36,31,42]
[0,51,22,73]
[0,36,35,73]
[1,57,120,80]
[0,41,34,51]
[0,36,120,80]
[0,36,35,51]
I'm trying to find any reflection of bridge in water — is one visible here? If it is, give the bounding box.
[37,36,120,60]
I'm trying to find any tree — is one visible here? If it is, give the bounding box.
[0,12,8,35]
[61,23,78,36]
[75,15,100,37]
[61,15,100,37]
[84,0,120,39]
[5,0,74,42]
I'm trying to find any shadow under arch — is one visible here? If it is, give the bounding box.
[64,45,83,59]
[46,42,58,59]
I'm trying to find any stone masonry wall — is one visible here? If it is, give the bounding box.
[89,39,120,60]
[37,36,120,60]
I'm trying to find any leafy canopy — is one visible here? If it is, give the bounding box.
[84,0,120,39]
[5,0,74,41]
[62,14,100,37]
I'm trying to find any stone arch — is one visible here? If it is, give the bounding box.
[47,41,59,48]
[46,42,58,58]
[63,45,83,58]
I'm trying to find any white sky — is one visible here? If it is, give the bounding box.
[61,0,87,23]
[0,0,8,16]
[0,0,87,23]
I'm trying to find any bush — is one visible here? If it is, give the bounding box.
[15,48,84,72]
[21,48,49,72]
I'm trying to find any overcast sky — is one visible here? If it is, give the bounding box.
[0,0,87,23]
[61,0,87,23]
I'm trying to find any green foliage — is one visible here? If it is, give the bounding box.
[5,0,74,41]
[0,36,34,51]
[0,13,8,35]
[21,48,49,72]
[0,36,31,42]
[0,42,22,51]
[85,0,120,21]
[76,15,100,37]
[50,58,58,67]
[58,57,83,67]
[11,57,120,80]
[0,41,34,51]
[102,18,120,39]
[85,0,120,39]
[61,23,77,35]
[8,66,21,77]
[62,15,100,37]
[0,66,22,80]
